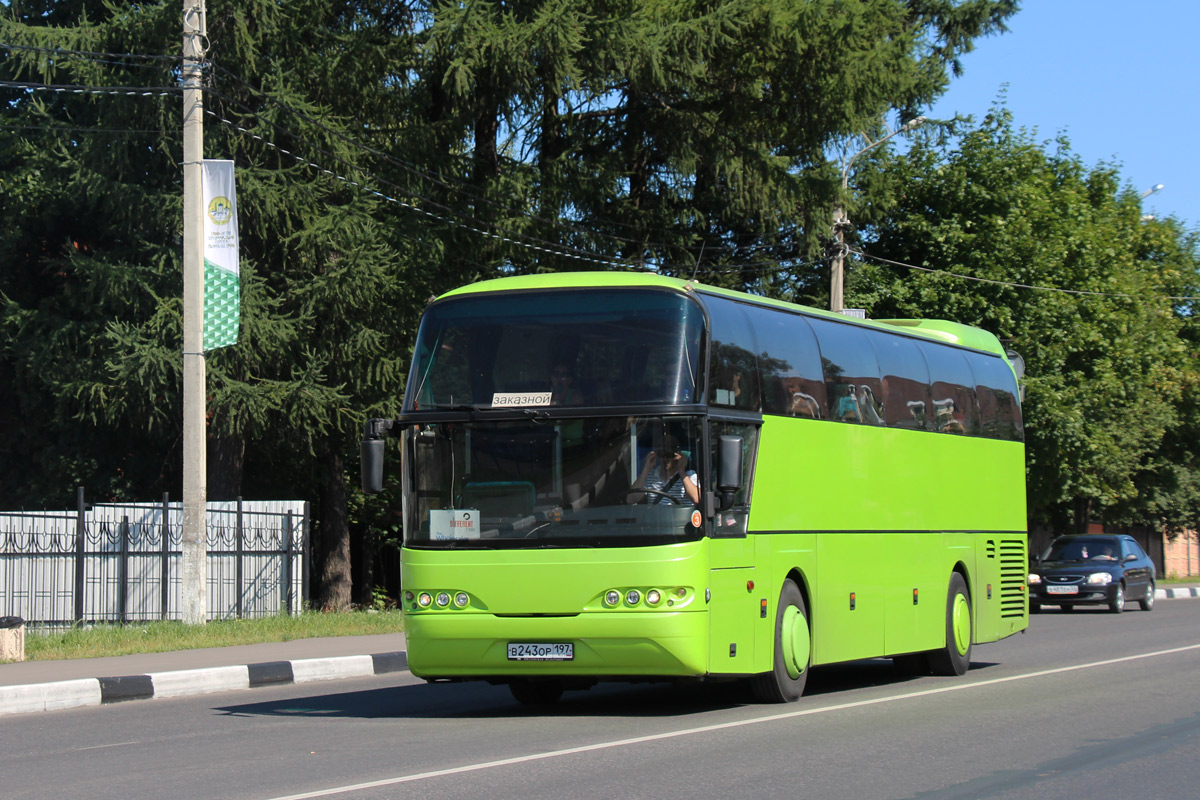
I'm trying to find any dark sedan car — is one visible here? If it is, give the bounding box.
[1028,534,1156,614]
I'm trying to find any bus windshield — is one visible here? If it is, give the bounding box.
[406,289,704,409]
[404,416,705,549]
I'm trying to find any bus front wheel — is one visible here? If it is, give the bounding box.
[750,580,810,703]
[927,572,972,677]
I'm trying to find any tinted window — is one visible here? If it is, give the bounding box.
[969,354,1023,442]
[705,296,760,410]
[920,342,980,435]
[407,289,704,409]
[807,317,884,425]
[868,331,932,431]
[747,306,826,418]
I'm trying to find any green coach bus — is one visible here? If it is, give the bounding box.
[361,271,1028,704]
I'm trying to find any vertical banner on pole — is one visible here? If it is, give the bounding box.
[202,159,239,351]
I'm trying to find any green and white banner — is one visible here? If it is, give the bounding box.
[202,159,240,351]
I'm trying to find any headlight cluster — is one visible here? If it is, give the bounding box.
[601,586,691,609]
[1086,573,1113,585]
[1028,573,1041,585]
[405,589,470,610]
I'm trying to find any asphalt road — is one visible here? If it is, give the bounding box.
[3,602,1199,800]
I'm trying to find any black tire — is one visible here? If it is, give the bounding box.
[750,580,810,703]
[1030,600,1042,614]
[1108,582,1125,614]
[509,680,564,706]
[927,572,972,677]
[1059,603,1074,613]
[1139,581,1156,611]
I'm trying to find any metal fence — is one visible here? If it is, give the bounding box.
[1,489,309,627]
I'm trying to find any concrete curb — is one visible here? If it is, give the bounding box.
[1156,586,1200,600]
[0,650,407,718]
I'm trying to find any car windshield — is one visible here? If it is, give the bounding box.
[402,415,705,549]
[1045,538,1119,562]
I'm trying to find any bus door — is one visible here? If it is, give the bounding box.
[706,419,763,674]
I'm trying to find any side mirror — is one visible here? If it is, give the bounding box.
[1124,553,1137,563]
[360,418,394,495]
[716,435,743,511]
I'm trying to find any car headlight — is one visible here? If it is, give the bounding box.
[1028,573,1041,585]
[1086,572,1113,585]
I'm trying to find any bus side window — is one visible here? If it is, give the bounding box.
[807,317,883,425]
[921,342,981,435]
[705,296,761,410]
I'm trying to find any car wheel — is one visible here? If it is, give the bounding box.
[1029,600,1042,614]
[750,580,810,703]
[927,572,972,677]
[1138,581,1155,611]
[509,680,564,706]
[1059,603,1074,613]
[1108,582,1125,614]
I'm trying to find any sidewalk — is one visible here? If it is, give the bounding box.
[0,632,407,717]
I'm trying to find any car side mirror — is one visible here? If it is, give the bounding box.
[1124,553,1137,563]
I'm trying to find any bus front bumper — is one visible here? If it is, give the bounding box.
[404,610,709,679]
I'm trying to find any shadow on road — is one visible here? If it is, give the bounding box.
[214,658,1000,721]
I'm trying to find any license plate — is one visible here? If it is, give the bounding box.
[1046,585,1078,595]
[507,642,574,661]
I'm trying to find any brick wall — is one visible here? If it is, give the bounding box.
[1163,530,1200,578]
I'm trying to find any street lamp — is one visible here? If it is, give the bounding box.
[830,116,927,312]
[1140,183,1164,221]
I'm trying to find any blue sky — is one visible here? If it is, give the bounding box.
[925,1,1199,231]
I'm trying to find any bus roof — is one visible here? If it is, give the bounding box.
[439,272,1009,358]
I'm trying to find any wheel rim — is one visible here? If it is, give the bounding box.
[1116,585,1125,607]
[1147,584,1155,607]
[781,604,809,680]
[951,593,971,655]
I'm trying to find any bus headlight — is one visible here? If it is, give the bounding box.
[626,589,641,605]
[435,592,451,607]
[417,592,433,607]
[604,590,622,607]
[1086,573,1112,585]
[646,590,662,606]
[454,592,469,608]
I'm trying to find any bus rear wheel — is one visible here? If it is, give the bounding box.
[750,580,810,703]
[927,572,972,677]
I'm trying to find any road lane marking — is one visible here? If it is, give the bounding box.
[266,642,1200,800]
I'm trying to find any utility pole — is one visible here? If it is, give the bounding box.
[830,116,927,313]
[181,0,207,625]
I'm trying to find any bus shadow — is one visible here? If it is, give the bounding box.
[214,659,1001,721]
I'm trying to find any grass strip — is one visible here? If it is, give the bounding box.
[22,610,403,662]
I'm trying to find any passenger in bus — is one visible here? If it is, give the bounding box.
[628,436,701,505]
[550,363,584,405]
[834,384,860,421]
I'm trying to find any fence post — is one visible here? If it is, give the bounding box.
[161,493,170,620]
[280,510,292,618]
[236,497,244,619]
[119,515,130,624]
[302,502,311,609]
[74,486,85,626]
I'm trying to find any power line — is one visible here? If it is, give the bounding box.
[852,248,1200,302]
[0,79,178,97]
[0,41,182,63]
